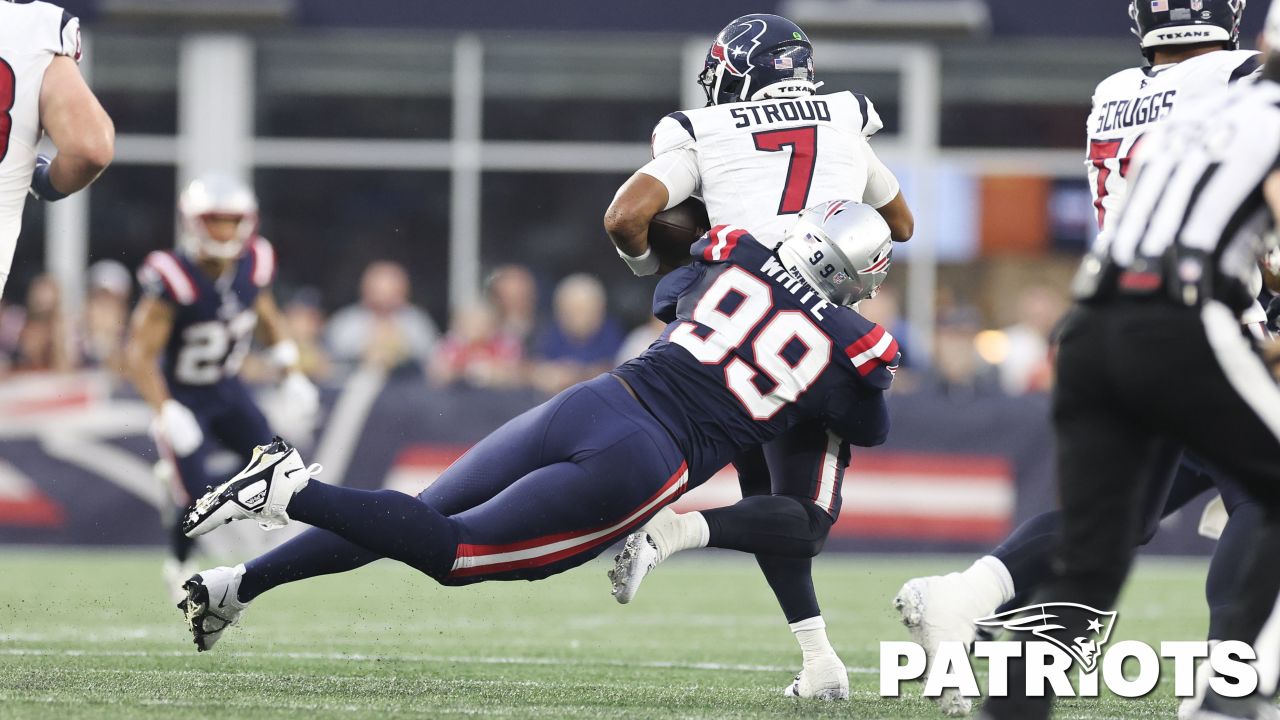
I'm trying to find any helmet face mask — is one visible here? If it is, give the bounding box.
[1128,0,1245,61]
[697,13,819,106]
[776,201,894,307]
[179,176,259,261]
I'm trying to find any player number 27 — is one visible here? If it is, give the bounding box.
[670,267,831,420]
[753,126,818,215]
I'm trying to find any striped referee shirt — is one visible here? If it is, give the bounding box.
[1098,78,1280,305]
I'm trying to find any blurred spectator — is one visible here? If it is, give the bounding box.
[486,264,539,349]
[615,316,666,365]
[13,274,73,372]
[326,261,439,372]
[531,273,623,394]
[80,260,132,373]
[995,284,1066,395]
[283,288,333,381]
[429,303,523,388]
[924,305,1000,399]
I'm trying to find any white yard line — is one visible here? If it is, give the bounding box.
[0,646,879,674]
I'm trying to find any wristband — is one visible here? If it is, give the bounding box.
[617,245,660,277]
[30,156,69,202]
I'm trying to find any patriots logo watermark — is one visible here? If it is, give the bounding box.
[975,603,1116,672]
[711,18,768,78]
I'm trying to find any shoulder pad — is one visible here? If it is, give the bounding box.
[138,251,198,306]
[851,93,884,138]
[690,225,754,264]
[1227,51,1262,84]
[57,10,81,61]
[247,236,276,288]
[651,112,697,158]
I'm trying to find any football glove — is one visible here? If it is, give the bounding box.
[280,371,320,421]
[29,155,69,202]
[157,399,203,457]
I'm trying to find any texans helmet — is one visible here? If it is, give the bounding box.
[1129,0,1245,61]
[698,14,819,106]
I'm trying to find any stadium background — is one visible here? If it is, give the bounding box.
[0,0,1248,556]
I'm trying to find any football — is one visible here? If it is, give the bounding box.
[648,197,710,268]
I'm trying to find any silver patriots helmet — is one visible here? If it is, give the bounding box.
[178,174,259,260]
[776,200,893,307]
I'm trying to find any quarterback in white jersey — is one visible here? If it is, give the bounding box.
[641,90,901,250]
[0,0,113,300]
[606,14,911,278]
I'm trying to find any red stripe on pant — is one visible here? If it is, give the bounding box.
[447,461,688,579]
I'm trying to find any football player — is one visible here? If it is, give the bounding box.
[603,13,912,699]
[124,175,319,600]
[0,0,113,300]
[176,201,900,660]
[894,3,1266,716]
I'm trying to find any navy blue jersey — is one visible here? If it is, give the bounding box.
[136,238,276,394]
[613,227,896,486]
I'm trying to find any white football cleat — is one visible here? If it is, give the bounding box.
[610,506,691,604]
[1188,694,1280,720]
[895,575,986,717]
[181,437,321,537]
[783,653,850,700]
[609,530,660,604]
[162,558,198,605]
[178,564,249,652]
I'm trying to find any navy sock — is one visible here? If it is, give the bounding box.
[703,495,831,558]
[239,528,381,602]
[284,483,459,581]
[755,554,821,623]
[171,517,195,562]
[1206,502,1265,640]
[990,510,1061,607]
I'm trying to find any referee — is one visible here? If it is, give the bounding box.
[979,10,1280,720]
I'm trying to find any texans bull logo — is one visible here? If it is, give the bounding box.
[975,603,1118,673]
[710,17,769,78]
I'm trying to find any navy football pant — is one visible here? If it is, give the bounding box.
[161,381,273,562]
[705,420,847,624]
[240,374,688,598]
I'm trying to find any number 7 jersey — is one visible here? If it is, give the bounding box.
[612,228,899,486]
[643,92,901,249]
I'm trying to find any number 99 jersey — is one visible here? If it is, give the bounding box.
[639,92,901,250]
[612,228,898,485]
[136,238,276,392]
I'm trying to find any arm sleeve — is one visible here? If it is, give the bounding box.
[638,114,701,210]
[823,390,889,447]
[860,141,901,209]
[652,263,702,322]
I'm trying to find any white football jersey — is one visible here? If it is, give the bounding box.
[640,91,899,249]
[0,0,80,297]
[1087,49,1260,232]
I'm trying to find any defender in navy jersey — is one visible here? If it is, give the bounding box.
[124,175,319,601]
[172,200,898,654]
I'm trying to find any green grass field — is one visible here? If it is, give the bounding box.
[0,549,1216,719]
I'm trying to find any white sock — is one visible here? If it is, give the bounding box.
[790,616,836,662]
[959,555,1016,611]
[648,510,709,562]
